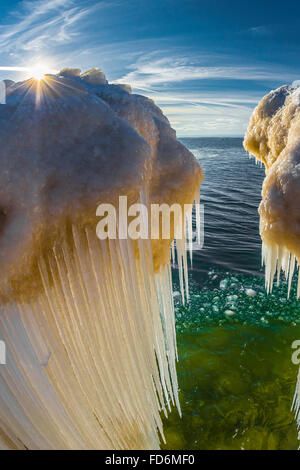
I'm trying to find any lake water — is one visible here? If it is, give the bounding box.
[163,137,300,450]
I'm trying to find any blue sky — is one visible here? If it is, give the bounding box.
[0,0,299,136]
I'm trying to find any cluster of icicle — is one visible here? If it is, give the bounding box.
[171,192,201,305]
[0,197,201,450]
[0,68,203,449]
[262,242,300,299]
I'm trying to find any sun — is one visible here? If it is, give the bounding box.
[29,63,57,80]
[31,64,50,80]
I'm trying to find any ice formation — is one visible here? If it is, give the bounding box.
[244,85,300,298]
[244,85,300,439]
[0,68,202,449]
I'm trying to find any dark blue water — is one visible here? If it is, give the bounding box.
[181,137,265,278]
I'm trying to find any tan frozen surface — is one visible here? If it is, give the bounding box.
[244,85,300,294]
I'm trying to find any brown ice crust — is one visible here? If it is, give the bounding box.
[0,67,202,300]
[0,67,203,450]
[244,85,300,296]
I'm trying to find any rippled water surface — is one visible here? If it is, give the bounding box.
[163,138,300,450]
[182,137,265,278]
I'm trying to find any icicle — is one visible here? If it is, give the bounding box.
[0,225,183,449]
[195,191,201,246]
[186,206,193,267]
[172,194,201,305]
[262,242,298,298]
[175,230,189,305]
[263,242,277,294]
[171,240,175,266]
[283,250,291,279]
[288,255,296,298]
[176,237,185,305]
[182,234,190,303]
[277,246,283,286]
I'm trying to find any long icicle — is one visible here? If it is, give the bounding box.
[0,224,183,449]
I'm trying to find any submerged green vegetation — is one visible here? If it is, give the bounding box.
[163,270,300,450]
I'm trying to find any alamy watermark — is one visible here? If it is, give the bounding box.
[0,80,6,105]
[292,340,300,365]
[0,340,6,365]
[96,196,204,248]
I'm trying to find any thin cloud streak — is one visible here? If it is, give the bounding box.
[0,0,105,54]
[116,55,297,90]
[141,89,261,136]
[113,52,297,135]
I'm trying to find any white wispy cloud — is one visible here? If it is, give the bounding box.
[249,25,269,36]
[0,3,293,137]
[116,54,295,91]
[0,0,104,54]
[113,49,300,135]
[149,92,261,108]
[147,91,258,136]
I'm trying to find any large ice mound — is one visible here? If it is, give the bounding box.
[0,67,202,299]
[0,67,202,449]
[244,85,300,297]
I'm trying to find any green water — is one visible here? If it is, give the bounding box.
[162,271,300,450]
[162,138,300,449]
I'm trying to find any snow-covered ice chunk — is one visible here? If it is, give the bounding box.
[0,67,203,450]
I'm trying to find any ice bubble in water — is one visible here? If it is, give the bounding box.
[224,310,235,316]
[245,289,257,297]
[220,279,228,290]
[173,291,181,298]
